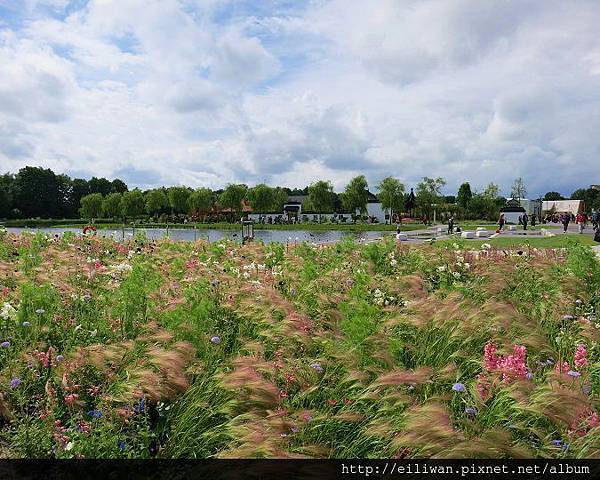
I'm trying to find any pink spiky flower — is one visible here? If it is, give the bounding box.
[574,344,588,369]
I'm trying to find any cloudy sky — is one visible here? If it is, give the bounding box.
[1,0,599,196]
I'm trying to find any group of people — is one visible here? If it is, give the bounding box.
[498,210,600,238]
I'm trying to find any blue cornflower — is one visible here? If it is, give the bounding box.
[118,440,126,450]
[551,439,562,447]
[452,382,466,392]
[562,443,569,451]
[0,341,9,348]
[134,397,146,414]
[310,362,323,373]
[10,377,21,389]
[87,409,102,418]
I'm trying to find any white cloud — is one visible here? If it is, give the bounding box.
[0,0,599,198]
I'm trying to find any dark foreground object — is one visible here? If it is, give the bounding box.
[0,459,598,480]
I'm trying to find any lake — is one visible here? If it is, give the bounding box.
[5,227,389,244]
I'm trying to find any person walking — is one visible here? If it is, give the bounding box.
[522,212,529,231]
[576,212,585,234]
[447,215,454,235]
[561,212,571,233]
[498,213,505,232]
[531,213,536,227]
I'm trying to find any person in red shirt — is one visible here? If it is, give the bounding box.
[576,212,586,233]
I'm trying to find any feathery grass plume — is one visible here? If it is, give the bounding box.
[392,402,463,457]
[371,367,434,387]
[441,428,534,458]
[526,384,592,429]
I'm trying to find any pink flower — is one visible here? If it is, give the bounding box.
[482,343,529,382]
[574,344,588,369]
[556,361,570,374]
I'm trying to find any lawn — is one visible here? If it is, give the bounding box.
[0,230,599,458]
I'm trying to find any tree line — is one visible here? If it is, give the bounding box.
[1,166,598,223]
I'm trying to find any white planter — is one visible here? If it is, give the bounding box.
[475,230,489,238]
[461,231,475,239]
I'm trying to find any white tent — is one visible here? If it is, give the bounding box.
[542,200,584,215]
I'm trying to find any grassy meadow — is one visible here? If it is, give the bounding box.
[0,230,599,458]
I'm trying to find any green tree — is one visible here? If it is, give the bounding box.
[188,188,213,215]
[247,184,275,215]
[80,193,104,220]
[511,177,527,203]
[483,182,500,199]
[415,177,446,220]
[341,175,369,219]
[145,189,168,217]
[456,182,472,210]
[218,184,248,221]
[103,192,123,219]
[543,191,564,201]
[70,178,90,217]
[88,177,112,196]
[13,166,59,218]
[307,180,336,222]
[571,188,600,210]
[377,177,405,224]
[272,187,289,212]
[167,187,191,214]
[56,174,73,218]
[120,189,145,220]
[110,179,128,194]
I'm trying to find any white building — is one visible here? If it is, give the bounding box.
[542,200,584,215]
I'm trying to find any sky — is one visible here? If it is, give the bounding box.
[0,0,599,197]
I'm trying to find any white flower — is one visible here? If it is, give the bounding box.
[437,265,446,272]
[65,442,74,451]
[390,259,398,267]
[453,272,461,279]
[481,243,492,250]
[1,302,16,321]
[111,263,133,274]
[463,263,470,270]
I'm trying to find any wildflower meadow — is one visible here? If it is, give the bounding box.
[0,229,599,458]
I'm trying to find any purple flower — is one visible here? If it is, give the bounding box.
[345,279,354,287]
[10,377,21,389]
[310,362,323,373]
[582,384,592,395]
[88,409,102,418]
[22,321,31,327]
[465,407,477,416]
[452,382,466,392]
[567,370,581,377]
[563,314,574,320]
[118,440,126,450]
[526,372,533,380]
[291,426,299,433]
[562,443,569,451]
[0,341,9,348]
[551,439,562,447]
[55,355,64,362]
[210,336,221,345]
[134,397,146,414]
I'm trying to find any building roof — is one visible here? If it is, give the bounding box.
[285,195,307,205]
[367,191,380,203]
